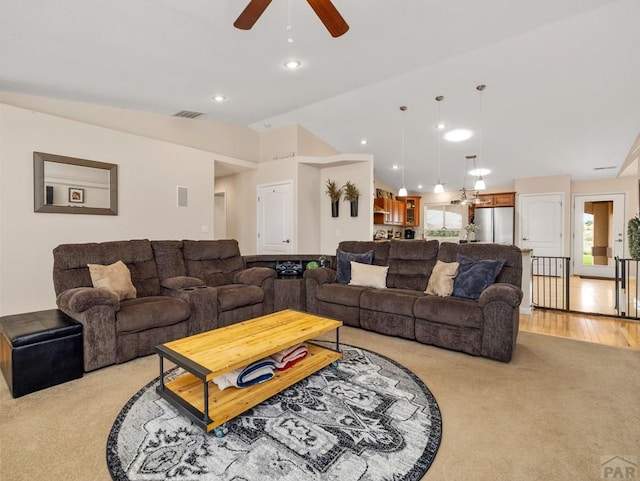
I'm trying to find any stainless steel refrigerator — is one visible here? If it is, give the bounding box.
[473,206,514,244]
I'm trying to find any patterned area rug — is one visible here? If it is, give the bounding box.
[106,344,442,481]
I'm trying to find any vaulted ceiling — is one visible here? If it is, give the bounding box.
[1,0,639,193]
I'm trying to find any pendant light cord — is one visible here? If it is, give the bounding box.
[435,95,444,192]
[402,108,406,188]
[398,105,408,196]
[287,0,294,43]
[476,84,486,182]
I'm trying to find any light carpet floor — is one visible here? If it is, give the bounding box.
[1,327,638,481]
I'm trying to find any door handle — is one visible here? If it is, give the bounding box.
[282,239,290,243]
[522,237,529,241]
[615,239,623,243]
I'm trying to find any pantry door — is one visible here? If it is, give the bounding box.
[257,182,293,254]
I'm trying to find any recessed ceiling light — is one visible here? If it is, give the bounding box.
[212,95,226,102]
[360,139,368,145]
[436,122,447,130]
[417,184,423,189]
[392,164,399,170]
[284,59,302,70]
[469,168,491,176]
[444,129,473,142]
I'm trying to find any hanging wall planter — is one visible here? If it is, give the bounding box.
[350,199,359,217]
[343,180,360,217]
[326,179,343,218]
[331,201,340,218]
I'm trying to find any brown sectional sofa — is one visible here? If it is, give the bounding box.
[304,240,523,362]
[52,237,522,372]
[53,239,275,371]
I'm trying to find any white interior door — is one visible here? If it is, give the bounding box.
[257,182,293,254]
[573,193,625,278]
[520,193,563,255]
[520,193,563,275]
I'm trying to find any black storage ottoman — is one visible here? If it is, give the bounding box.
[0,309,83,398]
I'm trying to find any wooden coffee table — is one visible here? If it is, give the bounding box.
[155,309,342,433]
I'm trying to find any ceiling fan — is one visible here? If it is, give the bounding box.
[234,0,349,38]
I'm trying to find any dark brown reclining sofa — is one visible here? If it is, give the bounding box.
[53,239,275,371]
[304,240,523,362]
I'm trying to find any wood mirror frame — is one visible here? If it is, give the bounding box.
[33,152,118,215]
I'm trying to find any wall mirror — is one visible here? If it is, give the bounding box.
[33,152,118,215]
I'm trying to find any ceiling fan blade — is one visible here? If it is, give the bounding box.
[306,0,349,37]
[234,0,273,30]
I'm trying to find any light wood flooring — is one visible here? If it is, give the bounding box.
[520,309,640,349]
[532,275,640,315]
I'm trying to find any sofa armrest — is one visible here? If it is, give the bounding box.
[233,267,277,315]
[303,268,336,313]
[478,283,523,308]
[233,267,276,286]
[478,283,523,362]
[56,287,119,372]
[160,276,206,291]
[57,287,120,313]
[303,267,336,285]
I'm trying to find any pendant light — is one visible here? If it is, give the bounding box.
[468,155,487,203]
[434,95,445,194]
[398,105,408,197]
[474,84,487,191]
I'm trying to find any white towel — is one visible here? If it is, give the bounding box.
[212,358,275,390]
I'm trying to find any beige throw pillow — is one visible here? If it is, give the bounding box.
[348,261,389,289]
[88,260,137,300]
[425,260,460,297]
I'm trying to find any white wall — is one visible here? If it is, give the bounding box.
[319,160,374,254]
[218,155,373,255]
[0,104,218,315]
[0,91,260,162]
[297,163,321,254]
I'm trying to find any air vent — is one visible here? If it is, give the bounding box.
[593,166,617,171]
[173,110,204,119]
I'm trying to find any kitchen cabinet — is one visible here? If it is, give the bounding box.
[374,197,406,225]
[469,192,515,223]
[491,192,516,206]
[399,196,421,227]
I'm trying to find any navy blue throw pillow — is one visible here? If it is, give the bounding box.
[336,249,374,284]
[452,254,505,299]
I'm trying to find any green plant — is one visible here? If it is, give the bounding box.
[628,215,640,259]
[342,181,360,202]
[325,179,343,202]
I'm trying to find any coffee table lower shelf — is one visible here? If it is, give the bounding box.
[156,343,341,433]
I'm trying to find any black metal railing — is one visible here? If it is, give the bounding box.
[531,256,571,311]
[614,257,640,319]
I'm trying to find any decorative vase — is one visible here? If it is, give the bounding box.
[350,199,358,217]
[469,231,476,241]
[331,201,339,218]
